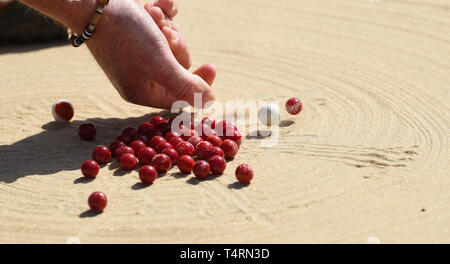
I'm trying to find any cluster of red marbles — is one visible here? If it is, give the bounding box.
[57,97,303,213]
[80,114,254,212]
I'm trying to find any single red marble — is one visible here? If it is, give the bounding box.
[150,116,167,130]
[206,135,222,147]
[285,97,303,115]
[235,164,254,184]
[81,160,100,178]
[92,145,111,164]
[137,147,157,165]
[78,123,96,141]
[208,155,226,174]
[139,165,158,184]
[175,141,195,156]
[149,136,167,149]
[220,139,239,159]
[152,154,172,173]
[130,140,147,154]
[138,122,156,136]
[121,127,137,139]
[195,141,213,160]
[193,160,211,179]
[177,155,195,174]
[120,153,137,171]
[88,191,107,212]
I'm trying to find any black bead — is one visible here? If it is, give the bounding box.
[69,35,84,47]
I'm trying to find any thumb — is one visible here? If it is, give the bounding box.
[193,64,216,86]
[152,51,215,107]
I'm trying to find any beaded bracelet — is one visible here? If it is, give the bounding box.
[69,0,109,47]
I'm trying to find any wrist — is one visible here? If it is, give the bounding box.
[85,0,121,49]
[20,0,97,35]
[68,0,112,47]
[64,0,98,35]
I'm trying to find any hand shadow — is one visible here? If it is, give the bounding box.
[0,110,173,183]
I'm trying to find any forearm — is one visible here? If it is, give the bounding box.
[19,0,97,34]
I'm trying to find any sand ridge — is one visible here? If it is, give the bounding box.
[0,0,449,243]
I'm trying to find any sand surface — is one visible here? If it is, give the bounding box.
[0,0,449,243]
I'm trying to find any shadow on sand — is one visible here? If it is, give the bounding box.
[0,110,173,183]
[79,209,103,218]
[227,182,250,190]
[0,42,67,55]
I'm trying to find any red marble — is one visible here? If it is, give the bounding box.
[81,160,99,178]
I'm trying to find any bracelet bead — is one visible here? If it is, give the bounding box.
[70,35,84,47]
[68,0,109,48]
[81,29,92,41]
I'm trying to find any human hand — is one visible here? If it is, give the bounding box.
[87,0,216,109]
